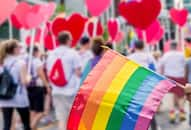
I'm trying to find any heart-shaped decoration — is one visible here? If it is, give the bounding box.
[170,8,188,27]
[44,33,58,50]
[10,15,22,29]
[107,19,119,41]
[87,20,104,37]
[39,2,56,22]
[0,0,17,25]
[11,2,32,29]
[151,26,164,44]
[52,13,87,47]
[25,5,44,29]
[119,0,161,29]
[136,20,163,44]
[26,12,44,29]
[12,2,48,29]
[85,0,111,16]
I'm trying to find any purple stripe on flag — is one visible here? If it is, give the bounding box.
[134,80,175,130]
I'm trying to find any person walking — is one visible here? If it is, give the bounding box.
[0,40,31,130]
[160,41,186,123]
[78,36,93,72]
[26,45,51,130]
[46,31,81,130]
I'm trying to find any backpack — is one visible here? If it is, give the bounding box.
[0,62,18,100]
[49,58,68,87]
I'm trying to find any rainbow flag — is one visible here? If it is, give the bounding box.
[67,50,175,130]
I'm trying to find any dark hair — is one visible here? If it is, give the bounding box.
[134,40,144,50]
[6,40,18,54]
[58,31,72,45]
[27,45,39,55]
[170,41,178,50]
[92,37,104,56]
[80,36,90,45]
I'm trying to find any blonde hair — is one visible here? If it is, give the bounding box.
[0,39,19,64]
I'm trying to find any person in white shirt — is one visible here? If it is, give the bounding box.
[128,41,156,70]
[78,36,93,72]
[160,41,186,123]
[46,31,81,130]
[0,40,31,130]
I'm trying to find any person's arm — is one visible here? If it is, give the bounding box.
[185,84,191,102]
[73,51,82,78]
[37,66,51,94]
[20,64,31,86]
[185,62,189,81]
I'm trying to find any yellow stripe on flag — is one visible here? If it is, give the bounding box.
[92,61,139,130]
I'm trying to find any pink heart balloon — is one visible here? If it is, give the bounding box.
[151,26,164,43]
[85,0,111,16]
[170,8,188,27]
[11,2,32,29]
[136,20,163,44]
[0,0,17,25]
[107,19,119,41]
[25,5,44,29]
[39,2,57,22]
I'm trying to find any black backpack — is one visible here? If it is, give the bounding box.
[0,62,18,100]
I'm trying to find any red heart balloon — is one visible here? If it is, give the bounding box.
[107,19,119,41]
[10,14,22,29]
[0,0,17,25]
[136,20,162,43]
[52,13,87,47]
[44,33,58,50]
[170,8,188,27]
[87,20,104,37]
[85,0,111,16]
[119,0,161,29]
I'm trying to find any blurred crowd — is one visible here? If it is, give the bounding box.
[0,31,191,130]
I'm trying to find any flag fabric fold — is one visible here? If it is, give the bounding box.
[67,49,175,130]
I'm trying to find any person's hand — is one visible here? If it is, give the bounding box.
[185,84,191,102]
[45,86,52,95]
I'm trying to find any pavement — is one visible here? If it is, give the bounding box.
[0,94,190,130]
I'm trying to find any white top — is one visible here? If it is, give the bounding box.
[78,50,93,72]
[0,56,29,108]
[47,46,81,96]
[159,51,186,77]
[30,57,44,86]
[128,51,155,68]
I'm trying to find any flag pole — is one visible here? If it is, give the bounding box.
[40,23,46,53]
[8,18,13,39]
[28,29,36,73]
[93,17,98,37]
